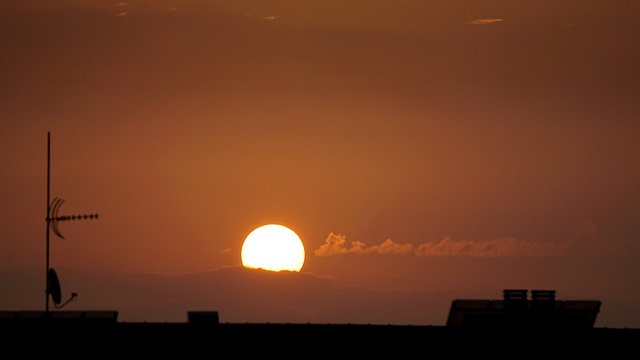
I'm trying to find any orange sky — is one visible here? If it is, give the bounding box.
[1,0,639,328]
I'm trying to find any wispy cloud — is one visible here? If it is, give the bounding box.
[465,18,504,25]
[413,236,566,257]
[110,1,129,16]
[243,13,279,21]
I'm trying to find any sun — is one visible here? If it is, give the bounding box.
[241,224,305,272]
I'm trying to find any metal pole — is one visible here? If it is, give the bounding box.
[45,131,50,312]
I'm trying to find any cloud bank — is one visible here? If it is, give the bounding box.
[314,223,640,257]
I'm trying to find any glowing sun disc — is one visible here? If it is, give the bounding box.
[241,224,305,272]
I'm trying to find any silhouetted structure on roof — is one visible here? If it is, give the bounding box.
[446,289,601,329]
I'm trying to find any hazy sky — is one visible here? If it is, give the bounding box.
[1,1,639,328]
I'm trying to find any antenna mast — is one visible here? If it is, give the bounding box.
[45,132,50,312]
[45,131,99,313]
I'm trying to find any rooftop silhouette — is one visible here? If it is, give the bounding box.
[1,288,637,356]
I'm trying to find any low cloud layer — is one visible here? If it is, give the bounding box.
[314,222,640,257]
[314,233,573,257]
[312,235,413,256]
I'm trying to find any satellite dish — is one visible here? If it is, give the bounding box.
[48,268,62,305]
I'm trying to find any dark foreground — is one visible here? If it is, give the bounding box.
[1,315,638,357]
[5,289,634,356]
